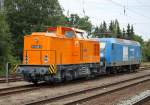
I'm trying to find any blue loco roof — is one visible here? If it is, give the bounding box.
[94,38,140,46]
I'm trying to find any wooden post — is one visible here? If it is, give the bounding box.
[5,62,9,83]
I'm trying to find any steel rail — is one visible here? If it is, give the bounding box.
[25,74,150,105]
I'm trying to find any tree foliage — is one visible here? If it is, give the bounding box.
[4,0,65,60]
[92,19,141,41]
[0,12,15,70]
[93,19,122,38]
[65,14,92,34]
[142,40,150,61]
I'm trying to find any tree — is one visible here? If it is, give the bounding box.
[122,28,126,38]
[4,0,64,60]
[93,26,99,38]
[93,19,123,38]
[0,12,15,71]
[109,21,113,33]
[126,24,134,40]
[102,21,107,33]
[142,40,150,61]
[130,25,135,39]
[114,20,122,38]
[77,16,92,34]
[109,20,117,37]
[92,21,108,38]
[116,25,122,38]
[66,14,93,35]
[133,34,143,44]
[99,23,105,37]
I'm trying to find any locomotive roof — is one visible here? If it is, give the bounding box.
[47,26,85,33]
[96,38,140,46]
[29,26,89,39]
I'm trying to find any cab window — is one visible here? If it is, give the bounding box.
[76,32,84,39]
[65,31,74,38]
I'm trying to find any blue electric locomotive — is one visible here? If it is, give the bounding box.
[97,38,141,73]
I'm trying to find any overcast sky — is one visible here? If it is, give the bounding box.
[58,0,150,41]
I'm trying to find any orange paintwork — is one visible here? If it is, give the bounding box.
[23,26,100,65]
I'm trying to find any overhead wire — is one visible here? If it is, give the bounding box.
[134,0,150,7]
[107,0,150,20]
[135,0,146,6]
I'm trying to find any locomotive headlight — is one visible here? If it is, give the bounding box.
[44,55,48,63]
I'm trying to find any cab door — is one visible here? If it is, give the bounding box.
[24,50,42,65]
[72,39,80,63]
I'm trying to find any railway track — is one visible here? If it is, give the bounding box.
[0,84,40,97]
[0,70,149,105]
[0,77,22,83]
[25,73,150,105]
[0,68,148,104]
[0,74,136,97]
[0,74,22,83]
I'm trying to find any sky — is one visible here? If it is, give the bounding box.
[58,0,150,41]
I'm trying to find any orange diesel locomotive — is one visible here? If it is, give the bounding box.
[17,26,100,83]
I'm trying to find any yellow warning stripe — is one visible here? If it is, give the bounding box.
[54,65,57,73]
[12,64,18,73]
[48,64,57,74]
[50,65,54,73]
[53,64,57,74]
[48,66,53,74]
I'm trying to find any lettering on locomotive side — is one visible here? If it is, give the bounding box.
[31,45,42,49]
